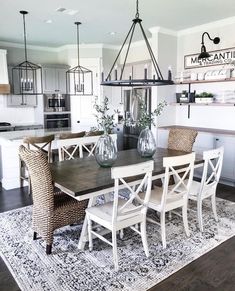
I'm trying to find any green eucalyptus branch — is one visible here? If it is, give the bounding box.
[94,96,116,133]
[136,99,167,128]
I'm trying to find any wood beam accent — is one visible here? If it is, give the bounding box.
[0,84,10,94]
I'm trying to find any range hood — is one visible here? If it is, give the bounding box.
[0,49,10,94]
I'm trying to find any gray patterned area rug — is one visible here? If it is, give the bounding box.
[0,198,234,291]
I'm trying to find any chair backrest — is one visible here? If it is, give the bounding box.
[111,161,154,224]
[57,133,117,161]
[19,145,54,210]
[59,131,86,140]
[199,147,224,197]
[86,130,104,136]
[168,128,198,152]
[23,134,55,163]
[161,152,195,210]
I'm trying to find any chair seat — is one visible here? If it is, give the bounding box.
[53,192,88,229]
[140,186,184,212]
[188,180,216,201]
[86,199,142,229]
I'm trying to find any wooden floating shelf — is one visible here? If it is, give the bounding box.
[175,78,235,85]
[170,102,235,106]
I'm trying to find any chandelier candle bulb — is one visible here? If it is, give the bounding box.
[114,66,118,80]
[144,64,148,79]
[168,66,172,81]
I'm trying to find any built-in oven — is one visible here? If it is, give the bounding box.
[44,94,70,112]
[44,113,71,129]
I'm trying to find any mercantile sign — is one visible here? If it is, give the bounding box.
[184,47,235,69]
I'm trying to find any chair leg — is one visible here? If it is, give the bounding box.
[197,199,203,232]
[140,220,149,257]
[28,176,31,195]
[33,232,37,240]
[182,205,190,237]
[211,195,218,222]
[112,230,118,271]
[160,212,166,249]
[46,244,52,255]
[87,217,93,251]
[168,211,172,220]
[119,229,124,239]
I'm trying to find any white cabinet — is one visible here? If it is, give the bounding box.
[214,135,235,181]
[42,66,68,94]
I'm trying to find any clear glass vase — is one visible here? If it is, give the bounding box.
[137,128,156,157]
[95,134,117,167]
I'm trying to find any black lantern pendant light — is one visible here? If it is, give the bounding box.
[12,11,43,95]
[101,0,174,87]
[198,32,220,60]
[66,22,93,95]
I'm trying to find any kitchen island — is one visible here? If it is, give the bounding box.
[0,126,92,190]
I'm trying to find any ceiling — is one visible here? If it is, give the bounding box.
[0,0,235,47]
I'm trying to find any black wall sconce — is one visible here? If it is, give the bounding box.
[198,32,220,60]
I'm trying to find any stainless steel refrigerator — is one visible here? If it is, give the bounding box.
[123,87,151,150]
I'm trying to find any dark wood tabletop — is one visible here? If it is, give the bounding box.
[50,148,203,198]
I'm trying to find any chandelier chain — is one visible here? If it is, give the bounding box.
[135,0,139,18]
[22,13,28,62]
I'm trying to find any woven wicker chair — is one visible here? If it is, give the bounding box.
[168,128,198,152]
[20,135,55,194]
[19,145,88,255]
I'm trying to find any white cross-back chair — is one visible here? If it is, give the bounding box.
[85,160,154,271]
[145,152,195,249]
[57,134,117,161]
[188,147,224,232]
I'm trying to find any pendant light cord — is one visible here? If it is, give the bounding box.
[135,0,139,18]
[22,13,28,62]
[75,22,81,67]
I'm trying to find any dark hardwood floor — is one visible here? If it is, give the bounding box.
[0,183,234,291]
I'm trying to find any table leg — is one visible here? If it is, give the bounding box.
[78,196,95,250]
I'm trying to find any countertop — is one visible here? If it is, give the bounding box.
[0,126,91,142]
[0,123,43,131]
[158,125,235,136]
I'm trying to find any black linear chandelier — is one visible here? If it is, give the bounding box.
[198,32,220,60]
[66,22,93,95]
[12,11,43,95]
[101,0,174,87]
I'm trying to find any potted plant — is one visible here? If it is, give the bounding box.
[136,99,167,157]
[195,92,214,103]
[93,96,118,167]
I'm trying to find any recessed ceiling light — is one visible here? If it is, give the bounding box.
[109,32,117,36]
[55,7,78,16]
[66,9,78,16]
[56,7,66,13]
[44,19,52,24]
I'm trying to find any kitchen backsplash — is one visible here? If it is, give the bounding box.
[0,95,35,123]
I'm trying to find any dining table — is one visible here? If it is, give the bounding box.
[50,147,204,250]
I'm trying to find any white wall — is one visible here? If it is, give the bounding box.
[176,19,235,130]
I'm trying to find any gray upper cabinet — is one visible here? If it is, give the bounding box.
[42,65,69,94]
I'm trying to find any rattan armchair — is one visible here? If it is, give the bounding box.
[19,145,88,254]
